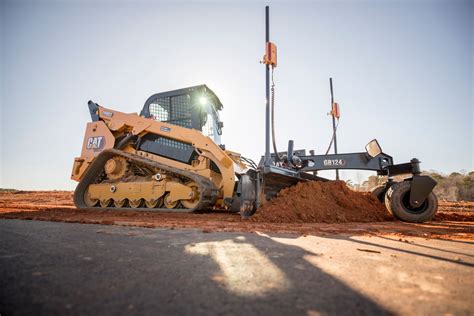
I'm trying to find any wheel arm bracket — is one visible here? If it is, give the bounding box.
[409,175,437,208]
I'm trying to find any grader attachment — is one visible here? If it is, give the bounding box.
[71,6,438,223]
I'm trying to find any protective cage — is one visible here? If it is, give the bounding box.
[138,85,224,163]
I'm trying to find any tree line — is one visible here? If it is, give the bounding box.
[350,171,474,202]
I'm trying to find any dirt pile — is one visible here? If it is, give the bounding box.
[251,181,393,223]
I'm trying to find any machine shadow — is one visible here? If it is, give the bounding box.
[271,232,474,267]
[376,235,474,257]
[175,230,393,316]
[343,237,474,267]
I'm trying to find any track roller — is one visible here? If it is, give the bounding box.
[129,199,144,208]
[100,199,112,208]
[114,199,128,208]
[180,182,200,209]
[84,189,99,207]
[145,198,163,208]
[163,193,179,209]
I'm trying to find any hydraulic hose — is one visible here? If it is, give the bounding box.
[325,118,340,155]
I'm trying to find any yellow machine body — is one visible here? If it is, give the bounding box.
[71,93,254,212]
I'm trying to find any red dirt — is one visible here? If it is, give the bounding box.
[0,189,473,241]
[252,181,391,223]
[0,190,74,209]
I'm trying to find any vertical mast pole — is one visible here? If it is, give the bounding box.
[330,77,340,180]
[264,6,271,166]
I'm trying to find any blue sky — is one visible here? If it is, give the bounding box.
[1,0,472,190]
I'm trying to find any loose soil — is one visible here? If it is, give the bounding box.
[252,181,391,223]
[0,185,473,241]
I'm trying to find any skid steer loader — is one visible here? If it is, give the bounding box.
[71,6,438,223]
[71,85,260,214]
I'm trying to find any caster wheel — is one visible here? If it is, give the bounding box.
[385,181,438,223]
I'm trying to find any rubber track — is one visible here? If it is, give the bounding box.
[74,149,220,212]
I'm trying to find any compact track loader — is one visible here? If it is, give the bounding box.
[72,85,259,214]
[71,6,438,222]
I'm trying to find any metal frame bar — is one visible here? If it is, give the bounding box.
[299,153,423,177]
[300,152,393,172]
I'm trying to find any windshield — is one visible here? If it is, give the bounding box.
[200,103,222,144]
[147,94,222,145]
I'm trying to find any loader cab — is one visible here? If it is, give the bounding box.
[140,84,224,144]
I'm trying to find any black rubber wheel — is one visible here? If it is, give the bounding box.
[371,185,387,203]
[384,181,438,223]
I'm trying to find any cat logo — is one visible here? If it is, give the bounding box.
[86,136,105,152]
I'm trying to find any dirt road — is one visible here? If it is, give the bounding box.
[1,220,473,315]
[0,191,473,240]
[1,191,473,314]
